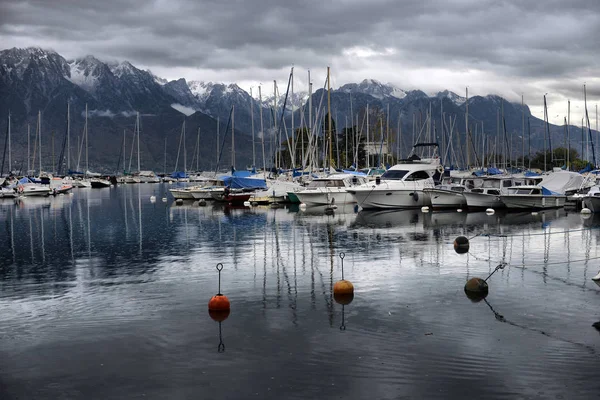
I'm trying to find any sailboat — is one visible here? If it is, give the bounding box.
[70,105,92,188]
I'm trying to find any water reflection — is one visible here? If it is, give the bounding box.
[1,186,600,399]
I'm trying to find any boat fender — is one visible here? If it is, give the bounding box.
[410,192,419,201]
[375,176,381,185]
[437,165,444,174]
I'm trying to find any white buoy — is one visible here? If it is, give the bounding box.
[486,208,495,214]
[421,206,430,213]
[299,203,307,210]
[150,196,156,202]
[243,201,251,206]
[162,197,167,202]
[581,208,592,214]
[531,212,538,216]
[457,208,463,212]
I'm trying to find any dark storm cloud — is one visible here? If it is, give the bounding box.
[1,0,598,74]
[1,0,600,119]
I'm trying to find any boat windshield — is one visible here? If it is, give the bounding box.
[509,188,534,195]
[308,180,345,188]
[381,170,409,180]
[482,180,501,188]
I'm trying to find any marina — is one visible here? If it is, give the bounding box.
[1,184,600,398]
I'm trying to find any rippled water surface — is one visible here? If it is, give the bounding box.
[1,184,600,399]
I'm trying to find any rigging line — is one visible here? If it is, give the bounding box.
[474,226,600,239]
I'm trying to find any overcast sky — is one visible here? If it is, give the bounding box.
[1,0,600,124]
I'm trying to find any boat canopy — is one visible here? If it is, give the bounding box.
[171,171,189,179]
[219,170,267,189]
[540,171,584,194]
[541,186,561,196]
[18,177,34,184]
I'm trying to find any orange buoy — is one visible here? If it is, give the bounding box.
[333,252,354,296]
[208,294,231,311]
[208,263,230,312]
[333,280,354,295]
[209,308,230,322]
[334,291,354,305]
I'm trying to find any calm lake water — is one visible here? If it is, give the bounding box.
[1,184,600,399]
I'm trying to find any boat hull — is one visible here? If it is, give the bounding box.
[295,189,356,206]
[90,179,111,188]
[500,195,566,209]
[463,192,505,209]
[211,192,252,204]
[169,189,195,200]
[349,189,431,209]
[425,189,466,209]
[582,197,600,212]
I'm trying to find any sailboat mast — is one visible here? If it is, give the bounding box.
[465,87,469,168]
[291,69,294,167]
[183,119,186,174]
[137,111,141,172]
[123,129,126,173]
[250,87,256,168]
[164,137,167,175]
[197,128,200,172]
[67,102,70,171]
[38,110,42,175]
[521,94,525,169]
[273,80,278,170]
[216,117,220,171]
[27,124,30,174]
[7,111,10,174]
[366,103,370,169]
[567,100,571,169]
[231,105,235,170]
[543,95,547,171]
[307,73,312,172]
[327,66,332,171]
[85,103,89,174]
[259,85,266,173]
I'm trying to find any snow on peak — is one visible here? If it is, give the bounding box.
[339,79,406,99]
[111,61,137,78]
[436,90,467,105]
[188,81,215,102]
[148,70,167,85]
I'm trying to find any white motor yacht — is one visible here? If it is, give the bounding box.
[462,176,522,209]
[348,151,440,210]
[582,185,600,212]
[424,174,483,209]
[17,178,52,197]
[295,173,368,206]
[500,171,582,210]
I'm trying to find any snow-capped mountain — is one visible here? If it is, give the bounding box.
[436,90,466,105]
[339,79,407,100]
[1,46,561,172]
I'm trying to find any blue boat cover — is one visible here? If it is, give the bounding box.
[579,164,593,173]
[342,169,368,176]
[524,171,540,177]
[18,177,33,184]
[171,171,189,179]
[541,186,560,195]
[68,169,85,175]
[219,170,266,189]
